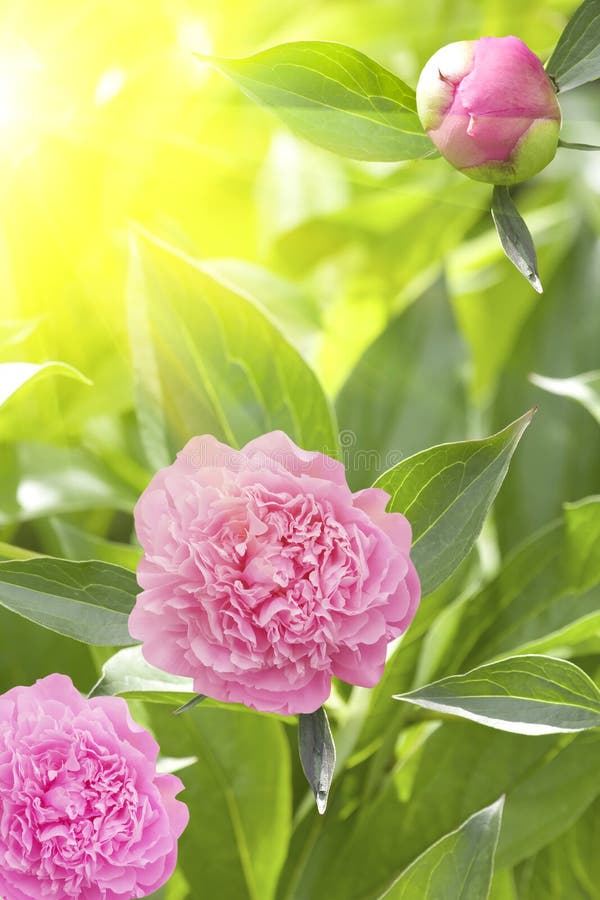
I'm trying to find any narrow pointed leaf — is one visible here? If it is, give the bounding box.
[0,558,138,645]
[394,655,600,735]
[173,694,207,715]
[530,370,600,425]
[491,186,542,292]
[546,0,600,92]
[558,139,600,151]
[0,361,91,408]
[380,798,504,899]
[298,706,336,814]
[201,42,435,161]
[374,410,534,595]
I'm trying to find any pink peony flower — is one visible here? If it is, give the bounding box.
[416,36,561,184]
[0,674,188,900]
[129,431,420,715]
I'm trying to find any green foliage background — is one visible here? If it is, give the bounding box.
[1,0,599,897]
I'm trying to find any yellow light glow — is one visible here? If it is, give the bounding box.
[0,39,43,152]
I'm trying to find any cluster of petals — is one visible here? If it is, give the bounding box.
[129,431,420,715]
[0,674,188,899]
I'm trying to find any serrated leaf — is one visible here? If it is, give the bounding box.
[0,558,138,645]
[530,370,600,425]
[395,655,600,735]
[491,186,542,292]
[379,798,504,899]
[374,410,534,596]
[0,361,91,408]
[546,0,600,92]
[202,42,435,161]
[298,706,336,814]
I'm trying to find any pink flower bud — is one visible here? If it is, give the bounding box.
[416,36,561,184]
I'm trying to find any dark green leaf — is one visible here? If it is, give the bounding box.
[374,410,534,595]
[395,655,600,735]
[298,706,336,814]
[285,722,595,900]
[380,798,504,899]
[491,186,542,293]
[336,278,468,490]
[202,42,435,161]
[447,497,600,673]
[546,0,600,92]
[0,557,138,645]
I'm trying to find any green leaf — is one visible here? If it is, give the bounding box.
[492,227,600,550]
[374,410,534,596]
[394,655,600,735]
[90,645,195,700]
[0,442,138,526]
[202,42,435,161]
[443,497,600,673]
[558,138,600,151]
[497,731,600,868]
[546,0,600,92]
[44,518,141,570]
[149,705,291,900]
[529,370,600,425]
[516,796,600,898]
[491,186,542,293]
[298,707,336,814]
[128,228,338,457]
[379,798,504,899]
[0,361,91,408]
[336,278,468,490]
[284,721,588,900]
[0,557,138,645]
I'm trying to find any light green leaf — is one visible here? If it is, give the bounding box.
[0,361,91,408]
[149,705,291,900]
[530,370,600,425]
[491,186,542,293]
[90,645,286,720]
[0,557,138,645]
[91,645,195,701]
[0,442,138,526]
[546,0,600,92]
[128,228,338,457]
[374,410,534,595]
[395,655,600,735]
[379,798,504,899]
[202,42,435,161]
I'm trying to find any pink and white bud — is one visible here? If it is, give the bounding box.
[416,36,561,184]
